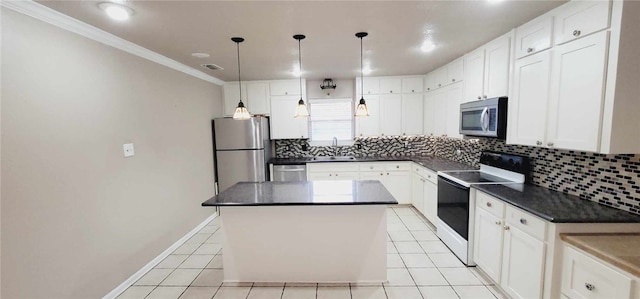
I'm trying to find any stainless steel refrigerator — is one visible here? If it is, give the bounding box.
[212,116,272,192]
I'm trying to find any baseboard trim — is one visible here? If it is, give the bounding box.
[102,212,218,299]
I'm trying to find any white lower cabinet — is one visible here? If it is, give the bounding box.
[411,165,438,225]
[411,174,425,214]
[473,191,547,299]
[562,245,633,299]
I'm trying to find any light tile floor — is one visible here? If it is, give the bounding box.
[117,206,509,299]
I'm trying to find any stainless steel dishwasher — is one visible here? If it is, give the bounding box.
[272,164,307,181]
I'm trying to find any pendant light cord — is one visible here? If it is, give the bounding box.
[360,35,364,97]
[298,39,303,98]
[236,41,242,103]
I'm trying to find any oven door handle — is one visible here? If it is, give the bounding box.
[480,107,489,132]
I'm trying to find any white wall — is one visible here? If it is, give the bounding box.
[306,79,355,99]
[1,9,222,298]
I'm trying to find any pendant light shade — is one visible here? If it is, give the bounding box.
[231,37,251,120]
[293,34,310,118]
[355,32,370,117]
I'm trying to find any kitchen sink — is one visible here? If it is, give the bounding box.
[311,156,357,161]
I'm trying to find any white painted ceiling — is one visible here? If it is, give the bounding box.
[37,1,566,82]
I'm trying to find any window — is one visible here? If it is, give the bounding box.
[309,98,353,142]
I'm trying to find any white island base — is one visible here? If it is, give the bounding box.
[219,205,387,283]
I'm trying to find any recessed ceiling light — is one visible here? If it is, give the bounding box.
[421,40,437,53]
[292,65,302,77]
[98,2,134,21]
[191,52,210,58]
[362,66,372,75]
[487,0,505,3]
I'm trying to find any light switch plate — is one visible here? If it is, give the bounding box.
[123,143,135,157]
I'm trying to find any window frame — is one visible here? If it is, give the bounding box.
[307,97,355,146]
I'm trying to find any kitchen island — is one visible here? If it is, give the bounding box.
[201,180,397,283]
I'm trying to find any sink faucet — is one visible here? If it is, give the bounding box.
[332,137,339,156]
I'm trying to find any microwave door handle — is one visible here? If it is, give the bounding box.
[480,107,489,131]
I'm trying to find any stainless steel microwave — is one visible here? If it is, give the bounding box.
[459,97,508,139]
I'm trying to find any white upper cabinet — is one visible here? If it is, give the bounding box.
[269,95,309,139]
[379,94,402,136]
[270,79,301,96]
[509,51,552,147]
[223,83,247,117]
[433,67,448,90]
[355,95,380,137]
[445,83,463,139]
[462,33,511,103]
[246,82,270,115]
[447,58,464,84]
[379,77,402,94]
[483,34,511,100]
[356,77,381,95]
[401,93,424,135]
[431,89,448,136]
[515,15,553,59]
[402,77,424,94]
[546,31,609,152]
[554,0,611,45]
[424,73,436,92]
[463,48,486,103]
[423,93,435,135]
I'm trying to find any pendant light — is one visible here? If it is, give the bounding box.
[355,32,370,117]
[293,34,310,117]
[231,37,251,120]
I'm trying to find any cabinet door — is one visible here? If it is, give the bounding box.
[484,35,511,99]
[431,89,448,137]
[379,94,402,136]
[308,171,333,181]
[412,175,425,214]
[423,180,438,225]
[516,16,553,59]
[423,93,435,135]
[385,171,411,204]
[445,83,463,139]
[447,58,464,84]
[501,225,546,299]
[547,31,608,152]
[510,51,551,147]
[402,77,424,94]
[379,77,402,94]
[360,171,385,183]
[355,95,380,137]
[473,208,504,283]
[402,93,424,135]
[270,96,309,139]
[554,1,611,45]
[246,82,270,115]
[333,172,359,180]
[463,48,485,103]
[357,77,381,95]
[270,80,300,96]
[433,67,449,89]
[424,73,436,92]
[223,83,247,117]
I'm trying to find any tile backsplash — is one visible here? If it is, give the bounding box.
[275,136,640,215]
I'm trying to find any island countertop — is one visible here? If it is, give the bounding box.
[202,180,398,206]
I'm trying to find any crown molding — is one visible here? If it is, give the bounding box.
[1,0,224,86]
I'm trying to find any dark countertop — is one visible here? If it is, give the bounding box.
[268,155,477,172]
[202,180,398,206]
[473,184,640,223]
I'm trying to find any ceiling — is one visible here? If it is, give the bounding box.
[37,1,566,82]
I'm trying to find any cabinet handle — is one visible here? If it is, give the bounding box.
[452,78,456,82]
[483,95,487,99]
[486,202,492,208]
[519,218,527,225]
[504,225,510,231]
[573,30,581,37]
[387,172,390,175]
[360,134,363,136]
[547,142,554,147]
[536,141,542,146]
[477,96,482,100]
[585,283,595,291]
[427,88,431,91]
[335,174,338,176]
[390,90,393,93]
[329,174,332,176]
[396,166,400,169]
[527,47,534,53]
[495,220,502,225]
[285,92,288,95]
[380,173,384,176]
[370,166,374,169]
[381,133,385,136]
[438,83,442,87]
[412,89,415,92]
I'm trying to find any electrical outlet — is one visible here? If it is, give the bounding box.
[123,143,135,157]
[356,144,362,150]
[456,149,462,156]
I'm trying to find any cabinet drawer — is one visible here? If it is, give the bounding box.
[359,163,385,172]
[562,246,633,299]
[307,162,359,172]
[516,15,553,58]
[476,191,505,218]
[505,206,546,240]
[402,77,424,94]
[554,1,611,45]
[413,165,437,183]
[385,162,411,171]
